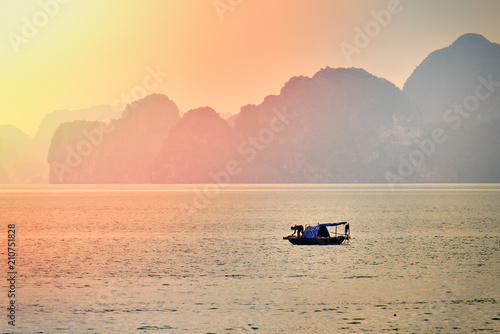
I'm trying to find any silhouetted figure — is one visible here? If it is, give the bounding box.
[291,225,304,237]
[297,225,303,237]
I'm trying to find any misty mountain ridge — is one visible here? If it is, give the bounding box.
[403,33,500,182]
[2,33,499,183]
[404,33,500,125]
[0,105,119,183]
[48,94,180,183]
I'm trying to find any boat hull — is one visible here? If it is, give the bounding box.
[284,236,346,245]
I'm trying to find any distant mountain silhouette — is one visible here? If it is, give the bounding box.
[0,105,118,183]
[151,107,235,183]
[4,33,500,184]
[403,33,500,182]
[0,125,35,183]
[227,67,421,183]
[404,33,500,125]
[35,105,119,162]
[48,94,180,183]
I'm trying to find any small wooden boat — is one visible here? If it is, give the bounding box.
[283,222,350,245]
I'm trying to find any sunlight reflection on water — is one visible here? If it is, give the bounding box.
[0,184,499,333]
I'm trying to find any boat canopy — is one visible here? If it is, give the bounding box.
[302,222,347,238]
[319,222,347,227]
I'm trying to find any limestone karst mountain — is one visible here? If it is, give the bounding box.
[403,33,500,182]
[5,33,500,184]
[0,105,116,183]
[48,94,180,183]
[151,107,235,183]
[228,67,421,183]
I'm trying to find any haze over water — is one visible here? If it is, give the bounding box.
[0,184,499,333]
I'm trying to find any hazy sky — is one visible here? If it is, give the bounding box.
[1,0,499,135]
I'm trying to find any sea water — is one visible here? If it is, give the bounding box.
[0,184,499,333]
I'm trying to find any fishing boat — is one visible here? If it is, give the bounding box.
[283,222,350,245]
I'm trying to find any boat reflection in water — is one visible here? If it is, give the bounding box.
[283,222,350,245]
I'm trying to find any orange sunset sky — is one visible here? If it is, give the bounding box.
[1,0,500,136]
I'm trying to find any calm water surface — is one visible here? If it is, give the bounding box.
[0,184,499,333]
